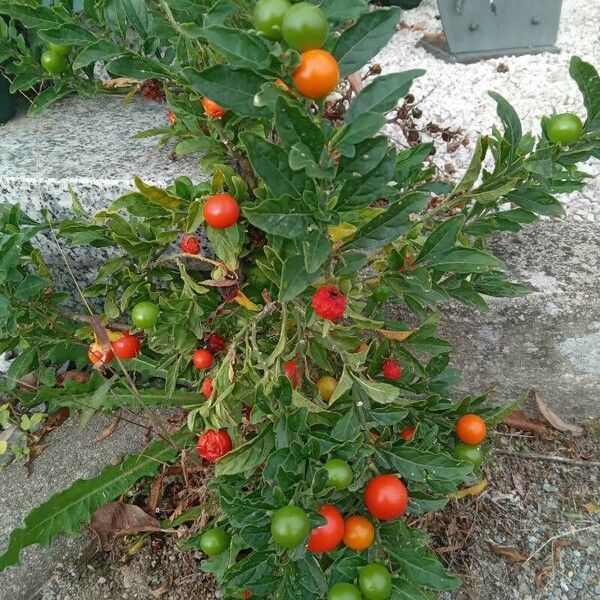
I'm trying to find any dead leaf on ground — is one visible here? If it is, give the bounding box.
[489,542,529,562]
[531,390,584,436]
[504,409,548,434]
[150,577,173,598]
[96,413,121,442]
[102,77,142,89]
[148,465,183,514]
[57,370,90,386]
[454,478,488,499]
[536,564,554,588]
[90,501,161,551]
[421,32,445,44]
[584,502,599,514]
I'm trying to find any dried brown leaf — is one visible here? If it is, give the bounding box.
[102,77,141,89]
[150,577,173,598]
[531,390,584,436]
[58,370,90,385]
[378,329,414,342]
[454,478,487,499]
[504,409,548,434]
[96,414,121,443]
[489,542,529,562]
[147,465,183,514]
[90,501,160,551]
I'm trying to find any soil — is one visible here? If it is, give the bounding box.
[32,421,600,600]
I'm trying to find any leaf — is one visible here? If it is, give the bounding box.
[505,187,565,217]
[337,112,387,146]
[346,70,425,123]
[107,55,170,80]
[488,92,522,149]
[391,547,461,591]
[352,375,400,404]
[133,177,181,210]
[241,133,308,198]
[38,24,96,45]
[243,196,312,239]
[205,224,241,269]
[392,581,436,600]
[184,65,268,116]
[0,4,59,29]
[319,0,368,24]
[28,86,72,116]
[378,329,414,342]
[503,410,548,434]
[302,230,330,273]
[425,248,504,274]
[531,390,583,436]
[336,153,395,212]
[453,478,488,499]
[488,542,529,562]
[90,501,160,551]
[215,426,275,476]
[202,26,271,69]
[275,96,324,159]
[328,367,353,405]
[569,57,600,131]
[331,409,360,441]
[454,137,486,193]
[333,7,402,76]
[233,291,259,311]
[346,192,427,253]
[279,255,318,302]
[72,39,124,70]
[415,215,465,264]
[0,430,193,571]
[337,136,389,179]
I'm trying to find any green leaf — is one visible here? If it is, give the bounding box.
[569,57,600,131]
[204,0,238,26]
[346,70,425,123]
[244,196,312,239]
[375,446,472,484]
[107,55,170,79]
[488,91,522,149]
[425,248,504,273]
[119,0,149,39]
[28,86,72,116]
[72,39,123,70]
[352,375,400,404]
[333,7,402,76]
[14,275,46,300]
[184,65,268,116]
[206,224,242,269]
[392,580,436,600]
[202,26,271,69]
[0,430,193,571]
[279,255,318,302]
[346,192,427,252]
[275,96,324,160]
[337,112,387,146]
[337,136,389,179]
[336,153,395,212]
[505,187,565,217]
[133,177,181,209]
[215,425,275,476]
[318,0,368,24]
[415,215,465,263]
[6,346,37,390]
[38,24,96,45]
[391,548,461,591]
[241,133,308,198]
[331,408,360,441]
[302,230,330,273]
[454,137,486,193]
[328,367,353,405]
[0,4,59,29]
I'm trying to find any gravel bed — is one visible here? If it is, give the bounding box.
[375,0,600,221]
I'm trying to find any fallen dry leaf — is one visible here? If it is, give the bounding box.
[96,414,121,443]
[584,502,599,514]
[347,72,363,94]
[531,390,584,436]
[57,370,90,385]
[102,77,142,89]
[150,577,173,598]
[454,478,488,499]
[148,465,183,514]
[90,501,160,551]
[489,542,529,562]
[378,329,414,342]
[504,410,548,434]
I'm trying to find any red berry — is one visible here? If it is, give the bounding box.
[179,234,200,254]
[311,286,346,321]
[112,333,141,360]
[400,425,415,441]
[196,428,232,462]
[206,333,227,354]
[193,349,214,370]
[243,592,252,599]
[382,358,402,381]
[167,110,176,126]
[284,359,300,388]
[201,377,214,398]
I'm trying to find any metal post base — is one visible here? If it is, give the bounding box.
[418,35,560,64]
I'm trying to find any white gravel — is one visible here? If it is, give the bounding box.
[374,0,600,221]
